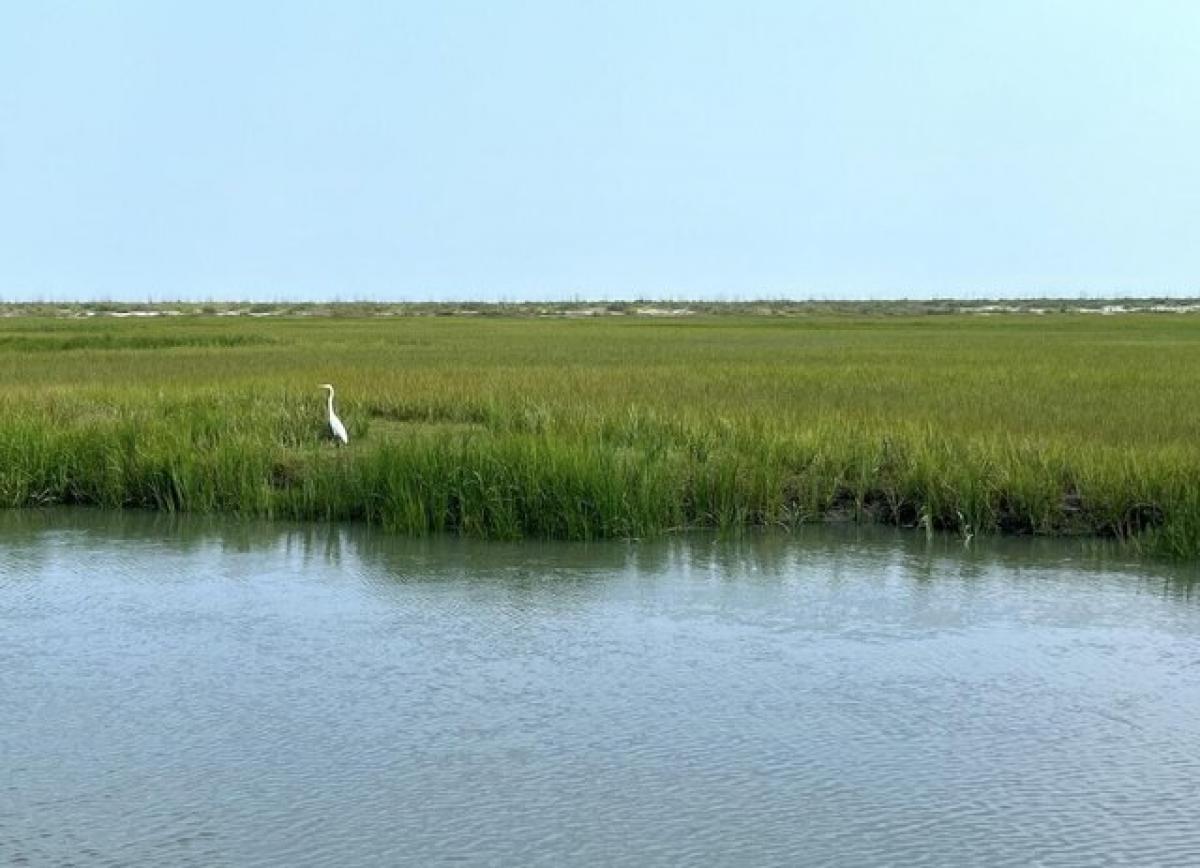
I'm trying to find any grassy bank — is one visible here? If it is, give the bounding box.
[1,310,1198,555]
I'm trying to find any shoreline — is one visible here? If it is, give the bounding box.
[0,425,1188,558]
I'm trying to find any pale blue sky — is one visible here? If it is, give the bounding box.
[2,1,1198,301]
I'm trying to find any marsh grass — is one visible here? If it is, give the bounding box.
[1,312,1198,555]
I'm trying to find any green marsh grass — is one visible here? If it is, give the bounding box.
[1,312,1198,555]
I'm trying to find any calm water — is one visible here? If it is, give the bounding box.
[1,511,1198,867]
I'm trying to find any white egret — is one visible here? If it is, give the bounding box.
[319,384,349,445]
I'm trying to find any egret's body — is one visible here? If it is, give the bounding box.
[320,384,349,445]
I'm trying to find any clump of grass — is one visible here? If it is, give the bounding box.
[0,312,1198,556]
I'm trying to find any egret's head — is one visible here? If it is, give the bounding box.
[318,383,333,391]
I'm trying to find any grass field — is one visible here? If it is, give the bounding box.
[1,309,1198,555]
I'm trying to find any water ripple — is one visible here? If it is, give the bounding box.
[1,512,1198,865]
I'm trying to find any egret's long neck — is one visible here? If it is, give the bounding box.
[326,389,335,415]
